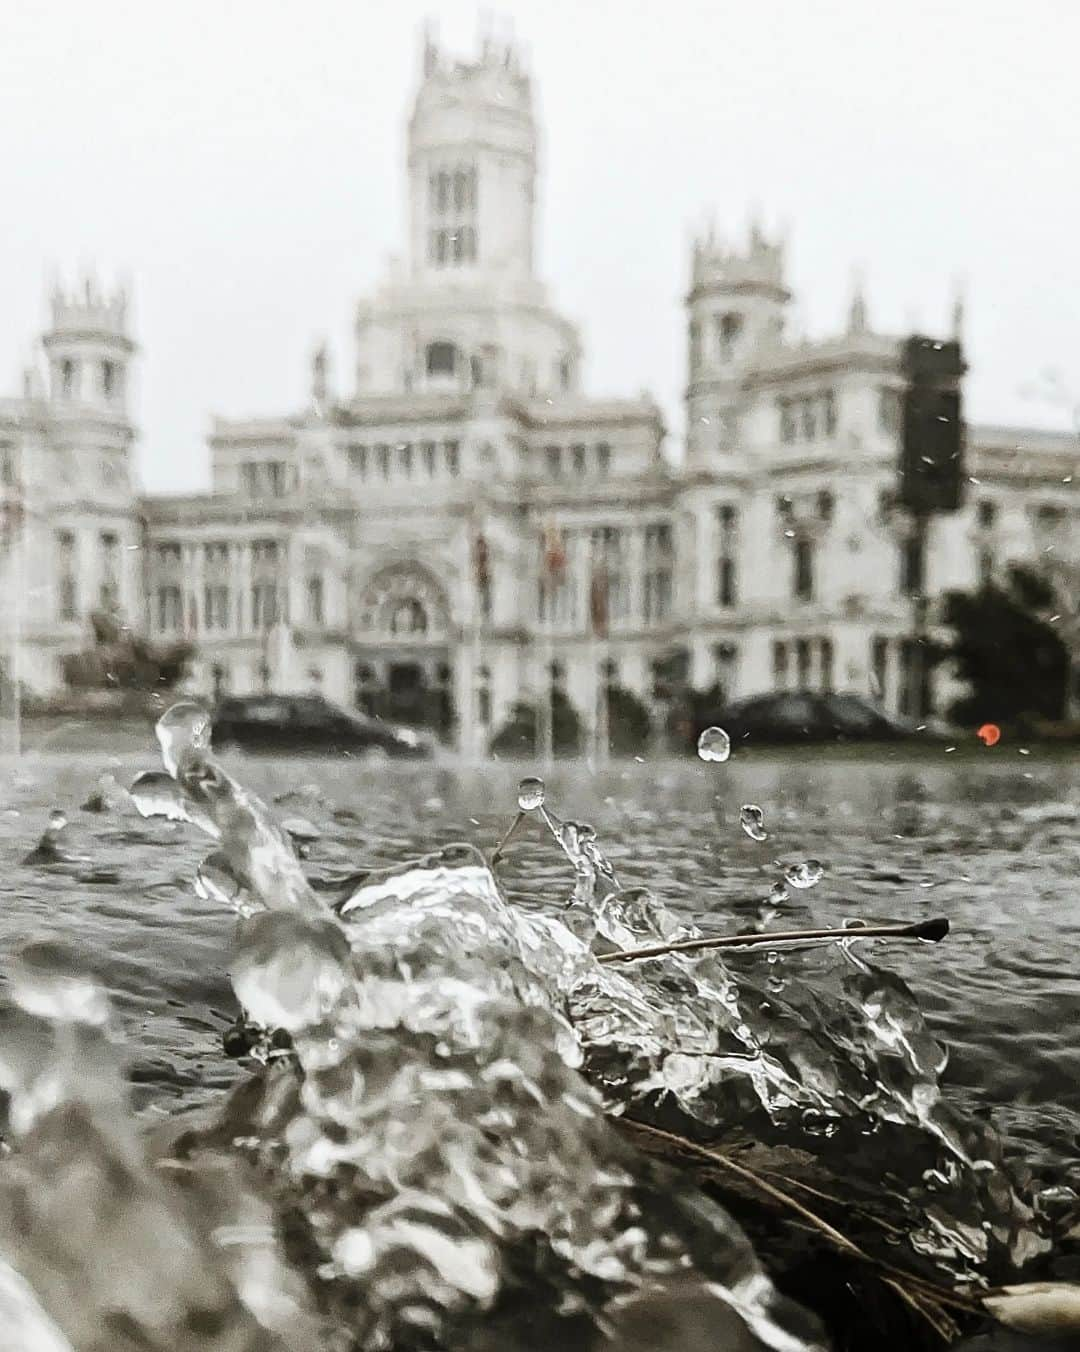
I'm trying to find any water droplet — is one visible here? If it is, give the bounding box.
[767,881,789,904]
[697,726,731,763]
[739,804,767,841]
[517,776,545,810]
[784,860,824,890]
[155,700,212,778]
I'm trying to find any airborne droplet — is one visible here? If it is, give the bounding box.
[697,726,731,763]
[517,777,546,811]
[784,859,824,890]
[767,881,789,905]
[739,804,767,841]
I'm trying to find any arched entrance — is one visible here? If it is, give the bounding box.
[351,563,456,738]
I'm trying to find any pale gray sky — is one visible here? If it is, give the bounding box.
[2,0,1077,493]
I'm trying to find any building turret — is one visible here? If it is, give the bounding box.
[407,22,536,282]
[42,275,135,412]
[685,221,790,467]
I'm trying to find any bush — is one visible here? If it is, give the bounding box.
[62,610,194,694]
[489,689,583,758]
[665,682,727,754]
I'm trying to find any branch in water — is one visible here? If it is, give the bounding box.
[597,918,949,965]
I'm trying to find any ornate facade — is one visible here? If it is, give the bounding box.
[2,31,1076,753]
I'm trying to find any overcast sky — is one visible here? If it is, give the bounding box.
[2,0,1077,493]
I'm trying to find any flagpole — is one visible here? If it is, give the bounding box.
[538,521,556,769]
[472,531,482,767]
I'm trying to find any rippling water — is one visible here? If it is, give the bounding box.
[2,733,1079,1346]
[3,746,1078,1170]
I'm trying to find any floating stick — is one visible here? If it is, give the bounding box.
[597,917,949,965]
[490,811,526,866]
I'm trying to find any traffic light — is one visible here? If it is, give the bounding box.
[898,335,966,513]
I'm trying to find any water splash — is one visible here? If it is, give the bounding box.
[740,804,768,841]
[784,859,824,890]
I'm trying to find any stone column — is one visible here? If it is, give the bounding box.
[627,527,645,625]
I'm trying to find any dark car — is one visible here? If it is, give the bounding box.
[211,693,434,758]
[700,691,933,748]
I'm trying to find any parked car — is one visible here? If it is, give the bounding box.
[694,691,934,748]
[211,693,434,757]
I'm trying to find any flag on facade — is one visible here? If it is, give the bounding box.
[472,530,489,586]
[0,497,24,553]
[541,520,566,579]
[589,553,609,637]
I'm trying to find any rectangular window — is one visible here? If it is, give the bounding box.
[796,638,812,690]
[240,462,259,496]
[203,585,230,631]
[800,399,816,440]
[643,571,672,623]
[871,637,888,700]
[99,531,119,609]
[571,444,586,474]
[349,445,368,478]
[900,534,925,596]
[306,575,324,626]
[977,548,994,588]
[878,387,901,433]
[251,583,278,630]
[779,399,796,444]
[717,556,736,608]
[376,444,390,479]
[793,538,815,601]
[56,530,77,621]
[898,639,916,718]
[976,499,996,529]
[156,585,182,631]
[546,445,562,476]
[0,445,14,487]
[203,541,229,569]
[421,441,436,477]
[820,637,834,692]
[445,441,460,476]
[822,389,837,435]
[716,504,738,608]
[156,541,181,568]
[596,442,611,475]
[772,640,789,688]
[252,540,279,568]
[399,443,413,478]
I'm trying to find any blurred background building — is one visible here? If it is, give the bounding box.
[1,29,1076,754]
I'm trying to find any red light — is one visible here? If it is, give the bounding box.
[977,723,1001,747]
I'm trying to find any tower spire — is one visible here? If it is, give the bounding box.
[847,269,868,335]
[311,340,330,414]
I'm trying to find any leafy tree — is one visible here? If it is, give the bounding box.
[666,681,728,754]
[489,689,583,757]
[62,610,194,693]
[942,566,1068,725]
[604,684,652,756]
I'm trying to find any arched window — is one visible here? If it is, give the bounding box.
[390,598,428,636]
[426,342,457,378]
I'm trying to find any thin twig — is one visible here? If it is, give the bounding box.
[598,918,949,965]
[490,810,526,866]
[616,1119,982,1319]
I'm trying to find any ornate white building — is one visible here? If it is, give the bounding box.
[2,31,1076,752]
